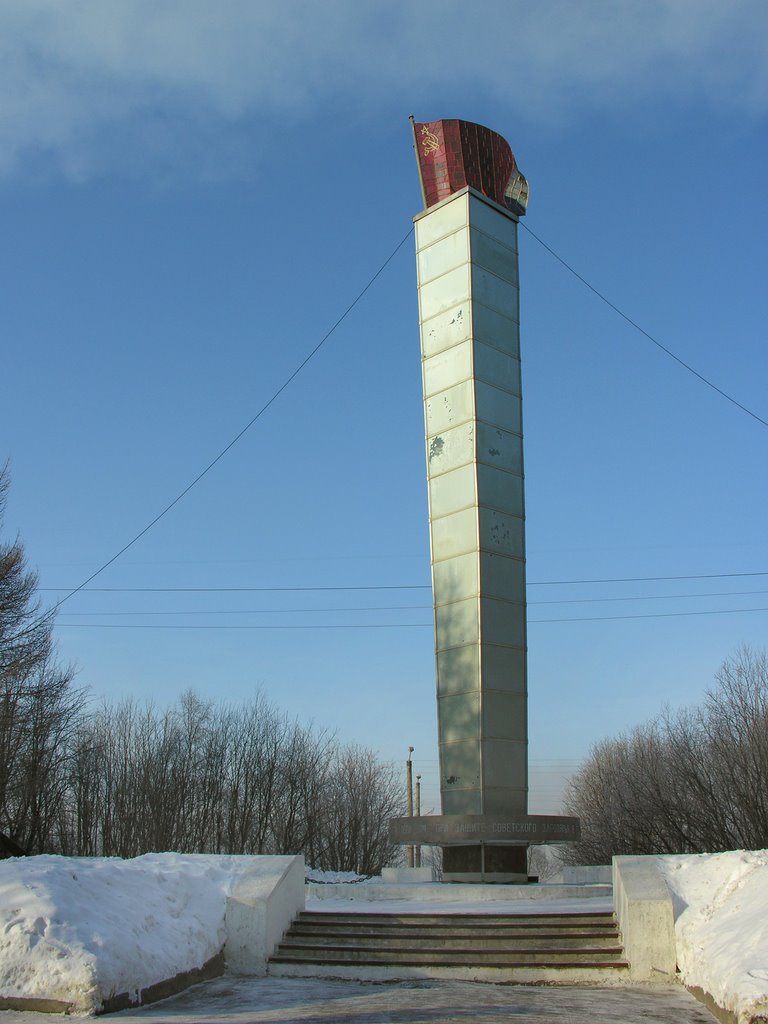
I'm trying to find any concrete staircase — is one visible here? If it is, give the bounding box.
[269,909,630,983]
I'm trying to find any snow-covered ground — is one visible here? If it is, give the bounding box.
[304,869,373,884]
[3,850,768,1020]
[0,854,257,1014]
[658,850,768,1024]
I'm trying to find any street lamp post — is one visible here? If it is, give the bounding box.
[415,773,422,868]
[406,746,414,868]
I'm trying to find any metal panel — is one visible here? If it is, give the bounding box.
[435,597,480,649]
[479,508,525,558]
[429,464,477,520]
[425,379,474,437]
[420,303,472,358]
[479,551,526,604]
[475,422,522,475]
[473,342,521,396]
[437,691,480,742]
[419,264,470,322]
[483,785,527,816]
[470,227,518,286]
[483,738,528,791]
[482,691,527,741]
[441,787,483,816]
[439,739,482,790]
[423,340,473,397]
[468,194,518,250]
[417,228,469,286]
[474,301,520,349]
[480,644,527,693]
[415,194,469,250]
[480,596,526,648]
[436,643,480,696]
[433,551,480,605]
[471,266,519,320]
[476,464,524,517]
[431,507,477,561]
[426,420,474,477]
[475,381,522,434]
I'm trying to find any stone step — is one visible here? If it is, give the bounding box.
[268,961,630,984]
[296,917,618,933]
[290,922,619,938]
[273,948,626,966]
[273,945,625,965]
[281,932,621,949]
[270,910,629,983]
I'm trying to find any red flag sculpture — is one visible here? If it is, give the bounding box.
[411,118,528,216]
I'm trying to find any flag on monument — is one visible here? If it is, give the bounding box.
[411,118,529,215]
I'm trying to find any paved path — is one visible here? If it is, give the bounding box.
[3,976,716,1024]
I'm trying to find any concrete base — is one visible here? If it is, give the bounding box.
[551,865,613,885]
[225,855,305,976]
[442,843,528,884]
[306,880,612,902]
[381,866,435,883]
[612,856,676,982]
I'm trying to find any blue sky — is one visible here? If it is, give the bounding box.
[2,0,767,813]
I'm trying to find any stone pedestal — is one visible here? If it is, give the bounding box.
[442,845,527,884]
[388,814,580,884]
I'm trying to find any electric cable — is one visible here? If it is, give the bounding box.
[39,569,768,593]
[57,604,434,616]
[520,221,768,429]
[57,604,768,628]
[53,588,768,614]
[39,227,414,620]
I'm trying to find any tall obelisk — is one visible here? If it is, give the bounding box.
[414,119,529,881]
[389,119,578,882]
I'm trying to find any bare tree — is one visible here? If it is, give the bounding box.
[314,745,405,875]
[563,647,768,863]
[0,465,83,855]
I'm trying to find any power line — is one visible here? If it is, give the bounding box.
[530,606,768,624]
[53,589,768,617]
[521,221,768,430]
[58,604,434,616]
[57,622,432,630]
[56,604,768,628]
[39,569,768,593]
[42,584,431,593]
[531,570,768,586]
[530,588,768,606]
[41,227,414,620]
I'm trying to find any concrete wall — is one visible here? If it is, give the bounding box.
[613,856,677,982]
[225,855,305,976]
[307,880,612,902]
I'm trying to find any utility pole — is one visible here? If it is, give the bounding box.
[406,746,414,868]
[415,774,422,868]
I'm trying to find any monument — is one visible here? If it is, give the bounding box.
[389,118,579,882]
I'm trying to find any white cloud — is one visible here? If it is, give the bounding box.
[0,0,765,179]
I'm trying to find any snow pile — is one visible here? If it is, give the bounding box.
[658,850,768,1024]
[0,853,256,1014]
[305,868,375,884]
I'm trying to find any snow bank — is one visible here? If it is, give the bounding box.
[305,868,374,884]
[658,850,768,1024]
[0,853,258,1014]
